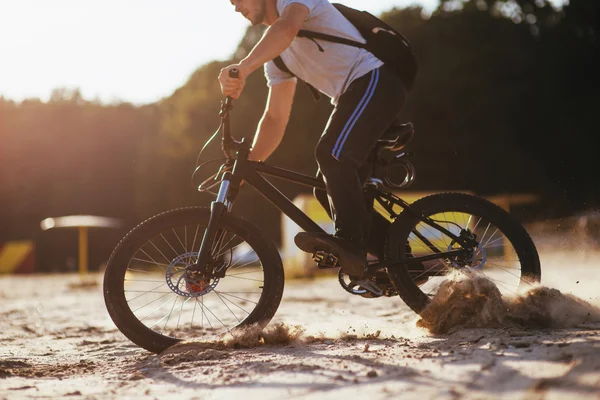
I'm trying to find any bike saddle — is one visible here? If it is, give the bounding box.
[377,123,414,151]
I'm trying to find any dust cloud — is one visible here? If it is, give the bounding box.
[159,323,310,361]
[417,276,600,334]
[160,323,387,361]
[161,276,600,361]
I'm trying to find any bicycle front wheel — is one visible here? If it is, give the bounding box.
[385,193,541,314]
[103,207,284,353]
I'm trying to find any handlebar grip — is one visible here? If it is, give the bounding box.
[229,68,239,79]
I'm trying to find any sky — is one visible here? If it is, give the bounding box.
[0,0,438,104]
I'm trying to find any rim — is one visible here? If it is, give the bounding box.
[122,224,265,339]
[406,211,536,298]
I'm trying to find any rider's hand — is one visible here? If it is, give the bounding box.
[218,64,247,99]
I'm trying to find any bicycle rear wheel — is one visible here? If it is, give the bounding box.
[103,207,284,353]
[385,193,541,314]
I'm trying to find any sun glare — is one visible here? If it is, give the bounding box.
[0,0,458,104]
[0,0,248,104]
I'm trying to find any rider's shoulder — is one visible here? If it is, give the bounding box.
[277,0,328,18]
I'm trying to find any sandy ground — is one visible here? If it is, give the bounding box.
[1,247,600,400]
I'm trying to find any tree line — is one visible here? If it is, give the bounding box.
[0,0,597,270]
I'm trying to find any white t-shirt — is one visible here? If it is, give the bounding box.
[264,0,383,105]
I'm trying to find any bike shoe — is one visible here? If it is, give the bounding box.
[294,232,367,276]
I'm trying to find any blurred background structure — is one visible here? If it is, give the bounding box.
[0,0,598,273]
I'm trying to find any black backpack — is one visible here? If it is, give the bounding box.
[273,3,418,100]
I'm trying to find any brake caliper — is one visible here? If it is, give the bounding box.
[186,279,209,294]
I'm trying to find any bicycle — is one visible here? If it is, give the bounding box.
[104,69,541,354]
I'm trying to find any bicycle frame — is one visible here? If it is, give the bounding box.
[191,94,472,274]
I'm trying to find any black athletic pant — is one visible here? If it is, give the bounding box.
[313,65,406,252]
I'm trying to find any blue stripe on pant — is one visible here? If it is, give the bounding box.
[332,68,380,160]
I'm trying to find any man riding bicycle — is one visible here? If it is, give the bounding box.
[219,0,407,277]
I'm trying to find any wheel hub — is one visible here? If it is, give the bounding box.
[447,230,487,270]
[165,252,220,297]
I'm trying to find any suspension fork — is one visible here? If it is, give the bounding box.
[190,171,233,274]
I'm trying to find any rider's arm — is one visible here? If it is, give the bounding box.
[239,4,309,77]
[249,80,297,162]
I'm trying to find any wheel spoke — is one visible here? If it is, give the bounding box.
[213,232,237,258]
[482,236,506,248]
[196,296,213,329]
[479,222,492,248]
[131,290,173,313]
[200,299,233,335]
[149,239,173,265]
[140,294,179,322]
[161,295,180,333]
[191,296,198,330]
[191,224,201,254]
[227,258,261,273]
[213,291,242,323]
[472,216,483,231]
[214,291,252,315]
[126,281,169,302]
[214,240,246,260]
[224,275,264,283]
[137,248,169,270]
[216,291,259,305]
[126,290,172,293]
[410,260,446,281]
[161,233,181,260]
[172,228,187,254]
[484,261,530,282]
[227,269,263,277]
[127,267,158,274]
[482,228,500,248]
[177,297,192,330]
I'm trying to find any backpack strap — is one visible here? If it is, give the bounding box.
[297,30,367,49]
[272,56,321,101]
[272,55,293,75]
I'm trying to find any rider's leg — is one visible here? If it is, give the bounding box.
[314,168,390,260]
[297,66,406,275]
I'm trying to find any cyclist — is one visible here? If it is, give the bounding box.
[219,0,407,277]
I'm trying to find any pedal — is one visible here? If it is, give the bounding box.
[352,279,383,297]
[313,251,339,269]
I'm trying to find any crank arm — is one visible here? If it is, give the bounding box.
[351,279,383,297]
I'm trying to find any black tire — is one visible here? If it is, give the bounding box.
[103,207,284,353]
[385,193,541,314]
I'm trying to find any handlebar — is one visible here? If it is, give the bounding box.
[193,67,247,190]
